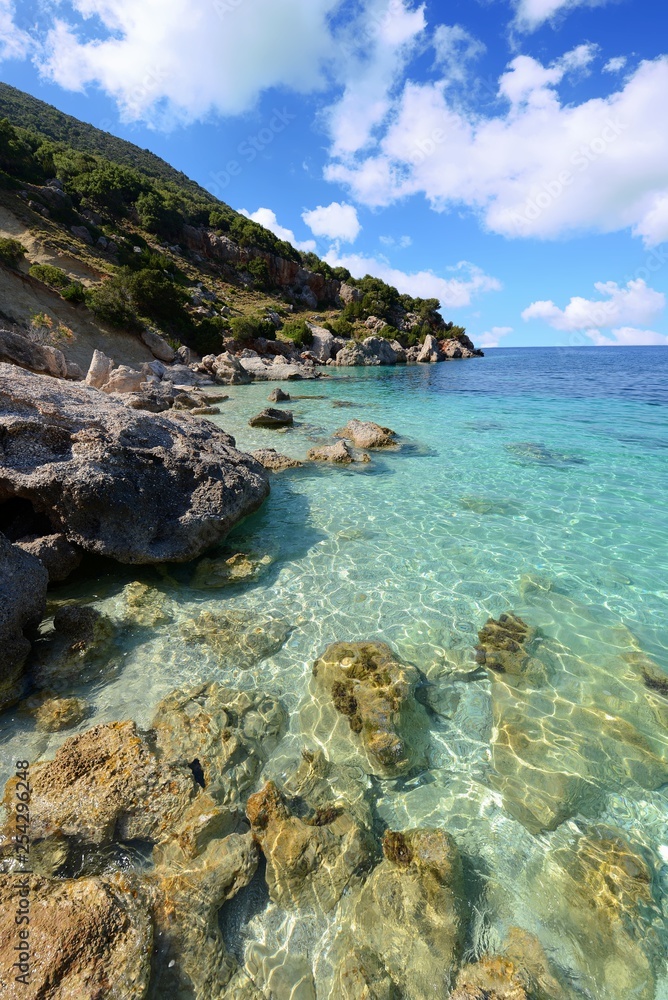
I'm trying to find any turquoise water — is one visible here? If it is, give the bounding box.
[3,346,668,997]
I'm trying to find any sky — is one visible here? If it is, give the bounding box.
[1,0,668,347]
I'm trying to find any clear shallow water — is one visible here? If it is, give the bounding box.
[3,346,668,997]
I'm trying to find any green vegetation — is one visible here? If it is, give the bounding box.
[0,236,26,267]
[228,315,276,342]
[29,263,86,303]
[281,318,313,349]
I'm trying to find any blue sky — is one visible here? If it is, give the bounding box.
[2,0,668,347]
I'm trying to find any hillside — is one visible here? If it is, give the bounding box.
[0,84,476,368]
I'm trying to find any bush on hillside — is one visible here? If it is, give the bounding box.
[0,236,26,268]
[30,263,86,303]
[281,318,313,349]
[86,273,139,329]
[229,315,276,343]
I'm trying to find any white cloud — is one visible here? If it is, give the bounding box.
[379,234,412,248]
[326,0,426,157]
[432,24,485,85]
[324,251,501,307]
[587,327,668,346]
[38,0,341,124]
[521,279,665,331]
[302,202,361,243]
[513,0,613,32]
[0,0,32,61]
[239,207,316,252]
[603,56,627,74]
[478,326,513,348]
[326,55,668,246]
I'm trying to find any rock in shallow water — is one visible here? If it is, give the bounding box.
[252,447,302,471]
[0,364,269,564]
[179,609,291,669]
[305,640,429,777]
[248,407,294,428]
[0,534,48,710]
[334,419,397,449]
[191,549,274,589]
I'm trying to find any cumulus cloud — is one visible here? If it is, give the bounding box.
[586,327,668,346]
[521,279,665,331]
[326,55,668,245]
[326,0,427,157]
[478,326,513,348]
[240,207,316,252]
[379,234,412,248]
[0,0,32,61]
[323,251,501,307]
[302,202,361,243]
[603,56,628,74]
[512,0,613,32]
[38,0,341,124]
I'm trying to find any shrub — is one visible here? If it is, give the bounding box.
[281,319,313,349]
[28,312,74,347]
[191,315,230,355]
[0,237,26,268]
[229,315,276,343]
[86,273,138,329]
[329,316,354,338]
[378,324,400,341]
[61,281,86,304]
[246,257,271,289]
[29,263,70,289]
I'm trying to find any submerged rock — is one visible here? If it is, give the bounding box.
[34,695,87,732]
[190,550,273,589]
[267,387,291,402]
[330,829,465,999]
[0,535,48,710]
[121,581,173,627]
[334,420,397,449]
[29,604,119,691]
[306,641,429,777]
[252,447,302,471]
[179,609,291,669]
[152,683,287,814]
[307,440,369,464]
[0,873,152,1000]
[246,780,372,912]
[248,407,294,428]
[504,442,585,467]
[475,613,546,683]
[0,364,269,564]
[148,832,258,1000]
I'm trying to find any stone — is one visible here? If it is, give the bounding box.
[6,720,198,846]
[29,604,119,691]
[309,324,337,362]
[308,440,356,464]
[152,683,287,814]
[334,419,397,449]
[200,352,252,385]
[248,407,294,428]
[330,829,466,999]
[148,833,259,1000]
[34,695,87,732]
[268,386,291,402]
[0,873,152,1000]
[246,781,372,912]
[475,613,545,682]
[0,364,269,564]
[362,337,398,365]
[70,224,93,245]
[339,283,362,305]
[179,609,291,669]
[252,448,302,471]
[307,641,429,777]
[191,550,273,588]
[121,581,173,627]
[335,342,379,367]
[15,533,82,583]
[417,334,443,363]
[0,535,48,710]
[140,328,175,363]
[100,365,148,394]
[0,328,72,379]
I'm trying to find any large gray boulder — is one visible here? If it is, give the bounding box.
[0,534,48,710]
[0,328,81,380]
[362,337,398,365]
[0,364,269,564]
[417,334,443,363]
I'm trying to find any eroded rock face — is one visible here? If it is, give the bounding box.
[15,533,82,583]
[0,873,152,1000]
[330,829,466,999]
[362,337,398,365]
[0,364,269,564]
[252,448,302,471]
[0,328,79,380]
[334,420,397,449]
[34,695,87,732]
[0,534,48,710]
[306,641,429,777]
[246,781,372,912]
